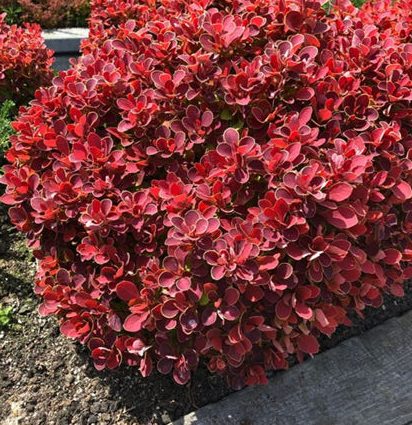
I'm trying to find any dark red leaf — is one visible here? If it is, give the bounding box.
[116,281,139,302]
[297,334,319,354]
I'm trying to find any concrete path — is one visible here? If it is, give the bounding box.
[43,28,88,71]
[174,311,412,425]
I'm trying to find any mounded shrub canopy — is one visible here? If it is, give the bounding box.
[1,0,412,388]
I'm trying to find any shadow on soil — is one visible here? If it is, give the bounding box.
[76,345,229,424]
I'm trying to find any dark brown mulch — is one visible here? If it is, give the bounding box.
[1,202,412,425]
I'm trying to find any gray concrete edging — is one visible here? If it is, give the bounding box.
[43,28,88,54]
[173,310,412,425]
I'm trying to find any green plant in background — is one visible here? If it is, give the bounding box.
[351,0,366,6]
[66,0,90,27]
[0,100,15,162]
[2,2,23,25]
[323,0,366,12]
[0,305,13,328]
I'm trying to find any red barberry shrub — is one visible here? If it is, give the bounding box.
[0,13,54,105]
[14,0,90,29]
[1,0,412,389]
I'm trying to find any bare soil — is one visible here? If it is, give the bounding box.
[1,202,412,425]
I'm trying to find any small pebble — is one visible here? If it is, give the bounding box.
[87,414,98,424]
[161,412,172,423]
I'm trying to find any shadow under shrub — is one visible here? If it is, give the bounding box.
[1,0,412,391]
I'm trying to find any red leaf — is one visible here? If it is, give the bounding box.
[159,271,176,288]
[161,300,179,319]
[117,120,134,133]
[201,308,217,326]
[116,281,139,302]
[173,364,191,385]
[60,320,78,339]
[287,244,309,260]
[140,354,153,377]
[9,206,28,227]
[326,207,359,229]
[275,301,292,320]
[60,319,89,339]
[211,265,225,280]
[224,287,240,306]
[390,283,404,297]
[157,358,174,375]
[71,143,88,161]
[176,277,191,291]
[393,181,412,201]
[318,109,332,121]
[328,183,353,202]
[295,303,313,320]
[277,263,294,279]
[0,193,16,205]
[296,87,315,101]
[258,255,280,271]
[244,286,264,302]
[285,11,303,31]
[297,334,319,354]
[117,98,134,110]
[221,306,240,321]
[315,309,330,328]
[383,249,402,265]
[124,313,146,332]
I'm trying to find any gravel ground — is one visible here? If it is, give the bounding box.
[1,202,412,425]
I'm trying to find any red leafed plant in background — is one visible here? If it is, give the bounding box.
[8,0,90,29]
[0,13,54,105]
[2,0,412,389]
